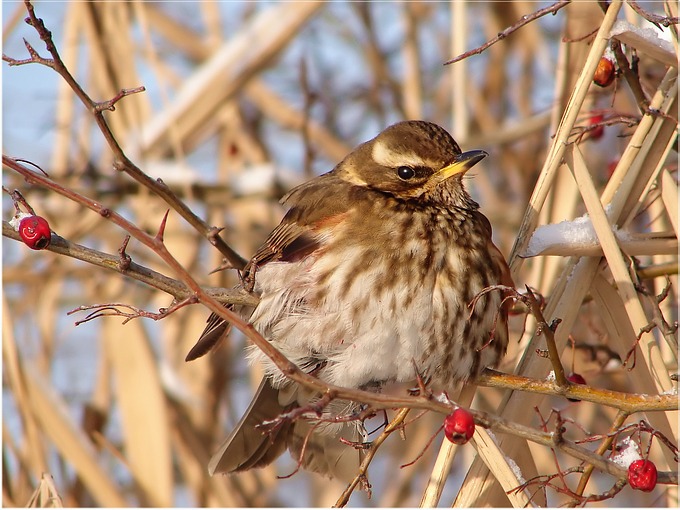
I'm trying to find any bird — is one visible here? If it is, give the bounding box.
[187,120,514,482]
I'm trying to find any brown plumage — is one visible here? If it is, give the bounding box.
[188,120,514,481]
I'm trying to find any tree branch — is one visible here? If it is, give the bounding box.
[444,0,571,65]
[2,221,256,307]
[4,0,247,270]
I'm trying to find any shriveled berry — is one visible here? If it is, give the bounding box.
[18,215,51,250]
[566,372,586,402]
[444,408,475,445]
[628,459,657,492]
[593,56,616,87]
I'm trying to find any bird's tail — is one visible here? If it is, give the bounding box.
[209,378,365,482]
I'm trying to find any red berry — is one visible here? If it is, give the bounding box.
[589,114,605,140]
[593,56,616,87]
[18,215,51,250]
[628,459,657,492]
[566,372,586,402]
[444,408,475,445]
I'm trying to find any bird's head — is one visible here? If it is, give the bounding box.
[336,120,486,209]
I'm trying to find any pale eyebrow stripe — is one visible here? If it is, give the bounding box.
[372,141,427,168]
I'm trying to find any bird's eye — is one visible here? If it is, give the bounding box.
[397,166,416,180]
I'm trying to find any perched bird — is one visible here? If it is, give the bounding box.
[188,120,513,482]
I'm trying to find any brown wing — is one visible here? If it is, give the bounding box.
[186,172,353,361]
[473,210,514,367]
[473,210,514,286]
[245,172,353,271]
[185,306,234,361]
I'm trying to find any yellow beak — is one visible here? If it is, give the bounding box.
[436,150,488,179]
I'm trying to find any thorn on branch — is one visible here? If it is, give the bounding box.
[14,158,49,177]
[549,318,562,332]
[208,258,236,275]
[23,38,39,60]
[408,360,432,398]
[155,210,170,242]
[118,235,132,271]
[94,86,146,113]
[207,226,225,246]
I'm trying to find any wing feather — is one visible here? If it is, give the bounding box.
[187,172,354,361]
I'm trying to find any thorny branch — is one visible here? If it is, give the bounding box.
[2,0,247,270]
[509,408,677,504]
[577,419,679,462]
[2,221,255,307]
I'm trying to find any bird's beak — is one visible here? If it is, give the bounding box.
[436,150,488,179]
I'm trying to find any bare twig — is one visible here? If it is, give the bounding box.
[569,112,641,143]
[3,186,36,215]
[474,285,569,387]
[575,410,630,496]
[67,296,198,326]
[478,369,677,412]
[399,423,445,469]
[335,408,411,507]
[94,86,146,113]
[609,40,649,115]
[623,322,657,369]
[445,0,571,65]
[626,0,679,28]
